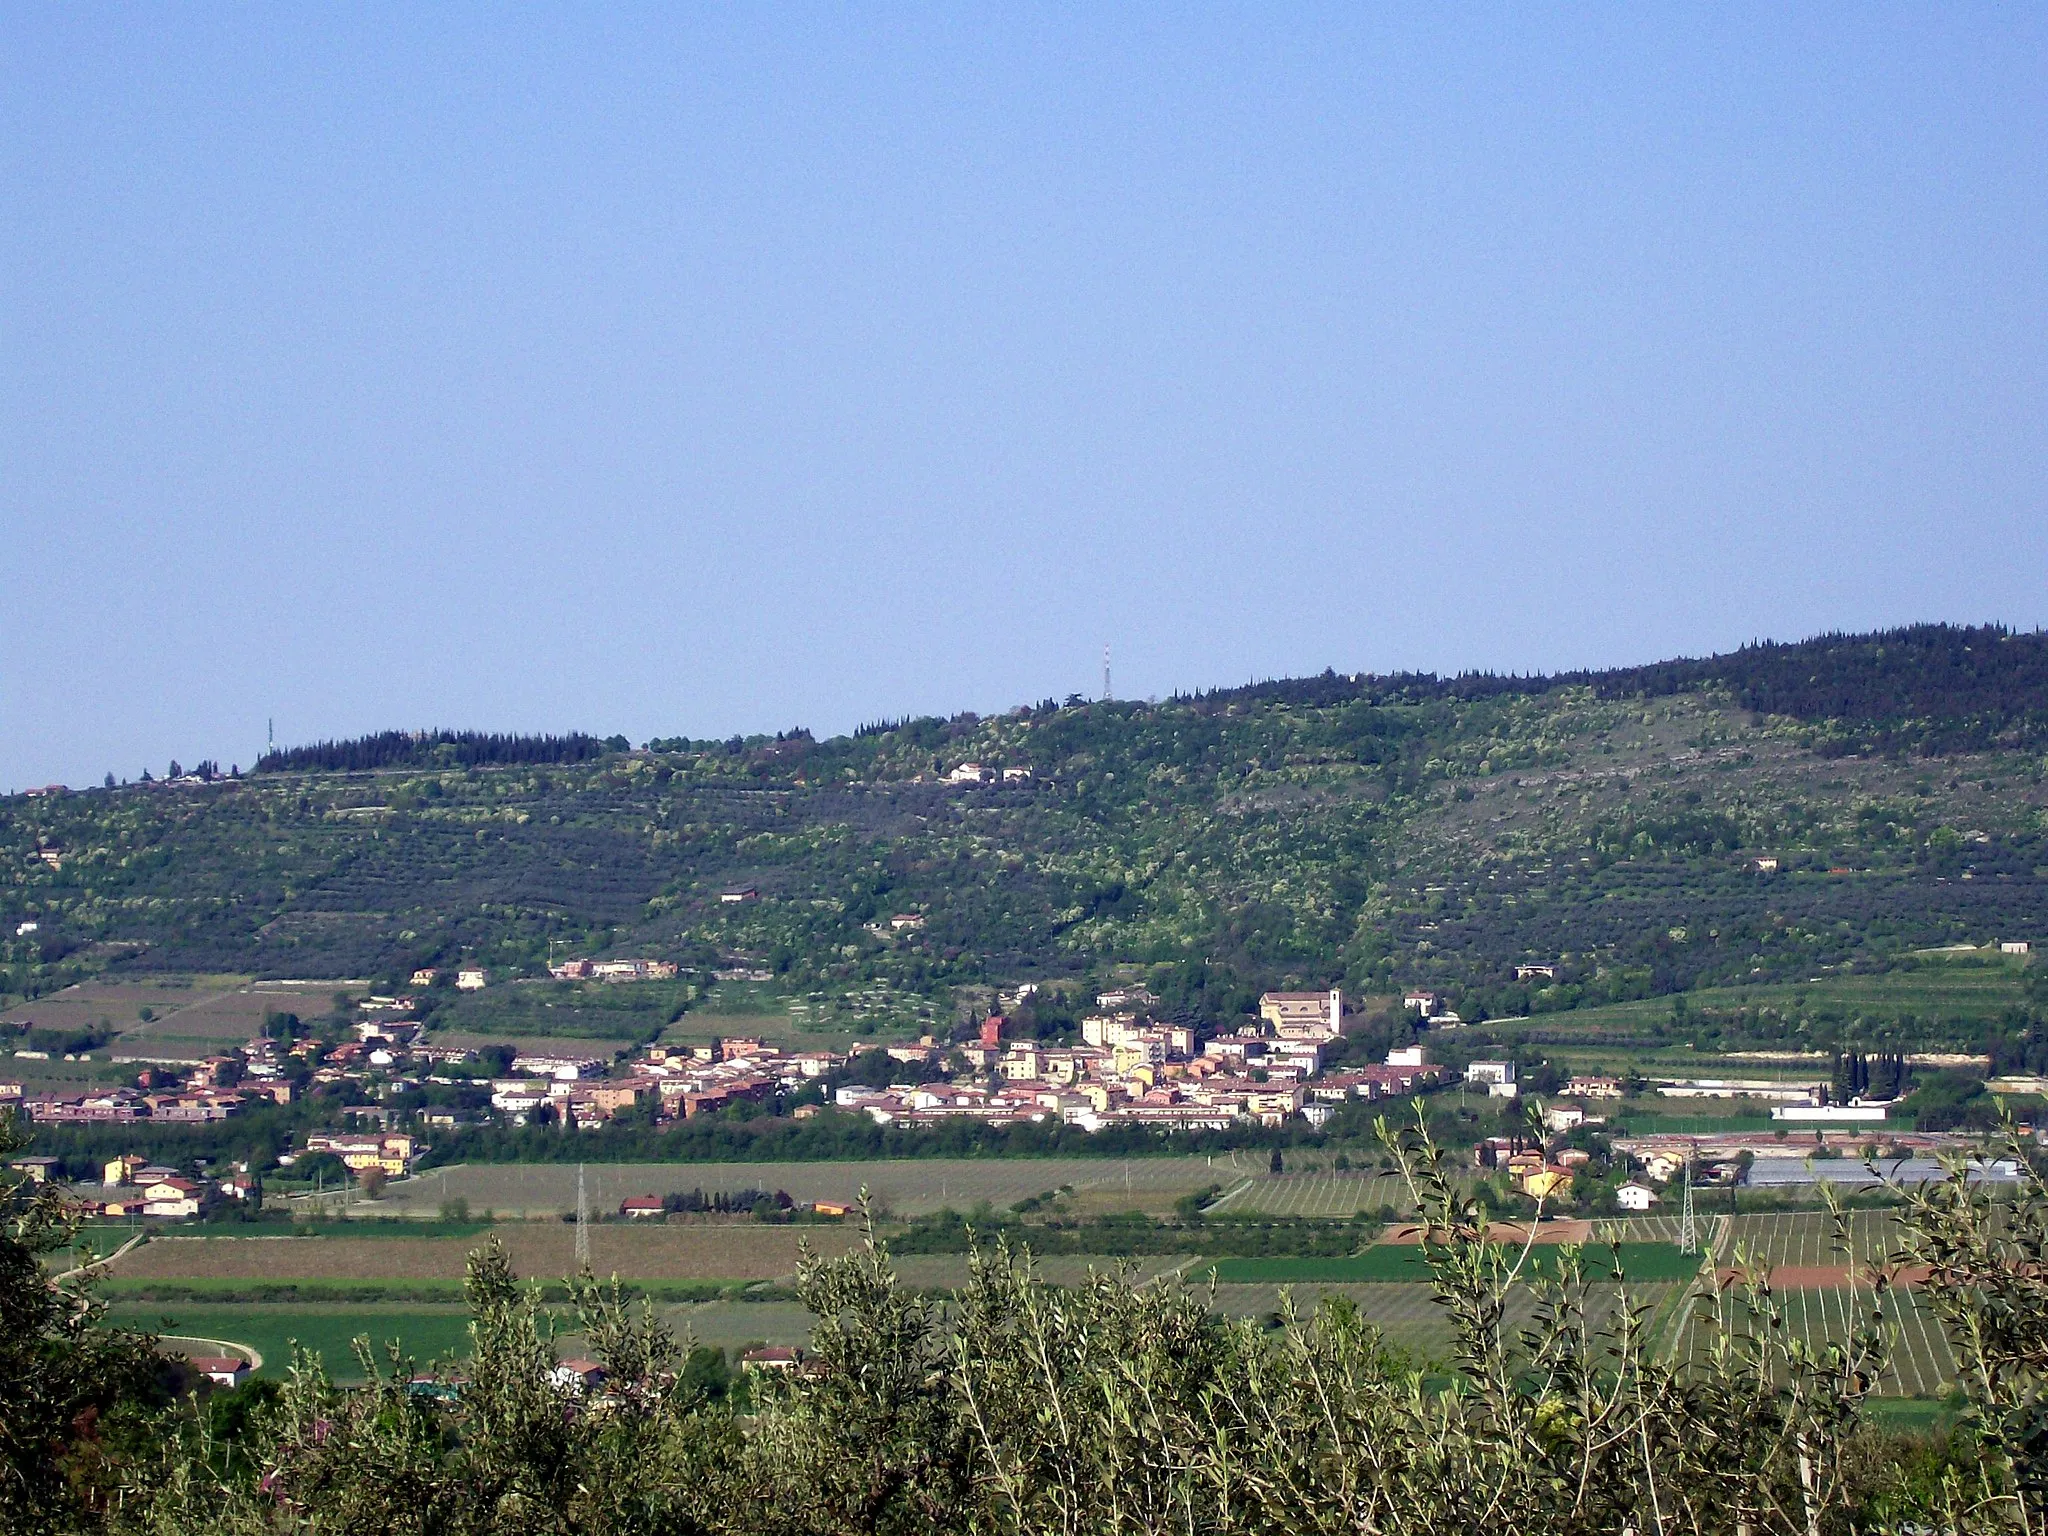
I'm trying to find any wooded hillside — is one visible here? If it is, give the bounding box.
[8,626,2048,1029]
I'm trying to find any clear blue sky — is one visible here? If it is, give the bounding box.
[5,8,2045,788]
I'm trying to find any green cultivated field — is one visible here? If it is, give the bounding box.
[110,1303,474,1381]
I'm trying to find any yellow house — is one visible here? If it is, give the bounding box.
[104,1154,146,1187]
[1518,1166,1574,1201]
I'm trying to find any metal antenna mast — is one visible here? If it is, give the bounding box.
[1103,646,1112,702]
[575,1164,591,1269]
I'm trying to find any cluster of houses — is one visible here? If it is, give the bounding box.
[1,993,468,1128]
[544,957,680,983]
[61,1153,258,1218]
[6,1134,418,1222]
[5,978,1469,1165]
[424,986,1457,1139]
[827,989,1445,1134]
[3,1050,295,1126]
[399,956,682,992]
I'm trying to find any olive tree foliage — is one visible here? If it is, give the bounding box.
[940,1110,1904,1536]
[1889,1132,2048,1534]
[0,1111,159,1535]
[51,1118,2048,1536]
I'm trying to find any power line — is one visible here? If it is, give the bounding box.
[575,1164,590,1270]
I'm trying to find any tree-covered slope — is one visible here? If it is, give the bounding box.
[7,625,2048,1023]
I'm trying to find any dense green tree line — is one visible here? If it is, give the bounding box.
[255,732,623,774]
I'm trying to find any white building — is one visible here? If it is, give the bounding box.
[1770,1101,1888,1124]
[456,968,487,991]
[188,1355,251,1388]
[1615,1182,1659,1212]
[1641,1152,1686,1184]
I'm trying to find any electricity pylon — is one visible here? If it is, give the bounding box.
[1678,1153,1699,1256]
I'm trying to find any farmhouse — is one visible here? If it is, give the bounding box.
[1616,1182,1659,1212]
[187,1356,251,1388]
[141,1177,204,1217]
[550,1359,607,1393]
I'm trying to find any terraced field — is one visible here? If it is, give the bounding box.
[1507,962,2031,1048]
[1204,1171,1405,1217]
[1661,1285,1959,1397]
[1727,1209,1913,1268]
[2,975,365,1061]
